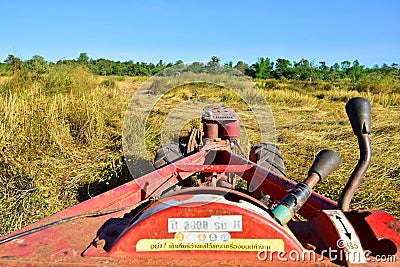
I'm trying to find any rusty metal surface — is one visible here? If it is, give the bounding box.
[220,120,240,139]
[175,164,253,173]
[186,128,201,155]
[203,122,219,139]
[338,135,372,211]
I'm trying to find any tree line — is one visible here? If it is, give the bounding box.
[1,53,399,81]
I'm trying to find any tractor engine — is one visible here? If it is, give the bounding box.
[201,106,240,141]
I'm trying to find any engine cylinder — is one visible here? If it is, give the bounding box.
[202,107,239,140]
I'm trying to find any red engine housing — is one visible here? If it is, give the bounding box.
[202,107,240,140]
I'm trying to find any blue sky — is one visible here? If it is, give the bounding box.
[0,0,399,67]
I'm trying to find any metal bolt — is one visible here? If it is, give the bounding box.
[95,239,106,249]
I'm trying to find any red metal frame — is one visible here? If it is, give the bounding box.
[0,139,399,266]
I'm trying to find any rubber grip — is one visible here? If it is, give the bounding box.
[346,97,371,136]
[308,149,341,181]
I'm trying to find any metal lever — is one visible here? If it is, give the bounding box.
[338,97,372,211]
[272,149,340,225]
[345,97,371,136]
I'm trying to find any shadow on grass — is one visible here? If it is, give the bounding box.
[76,156,152,202]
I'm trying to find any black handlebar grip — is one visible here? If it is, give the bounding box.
[345,97,371,136]
[308,149,341,181]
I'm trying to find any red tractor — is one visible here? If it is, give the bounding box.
[0,97,399,266]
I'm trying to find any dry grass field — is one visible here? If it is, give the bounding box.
[0,66,399,236]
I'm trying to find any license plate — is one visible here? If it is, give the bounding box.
[168,215,242,232]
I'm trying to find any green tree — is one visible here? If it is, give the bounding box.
[234,60,248,74]
[224,61,233,68]
[318,61,330,80]
[4,54,22,72]
[273,58,292,79]
[341,60,351,70]
[248,57,272,79]
[25,55,48,74]
[341,60,351,77]
[351,59,364,80]
[207,56,220,69]
[293,58,311,80]
[257,57,272,79]
[5,54,19,65]
[330,63,341,80]
[332,62,340,71]
[156,59,164,67]
[188,62,205,73]
[211,56,220,63]
[77,52,89,64]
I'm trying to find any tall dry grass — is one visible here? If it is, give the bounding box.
[0,66,135,235]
